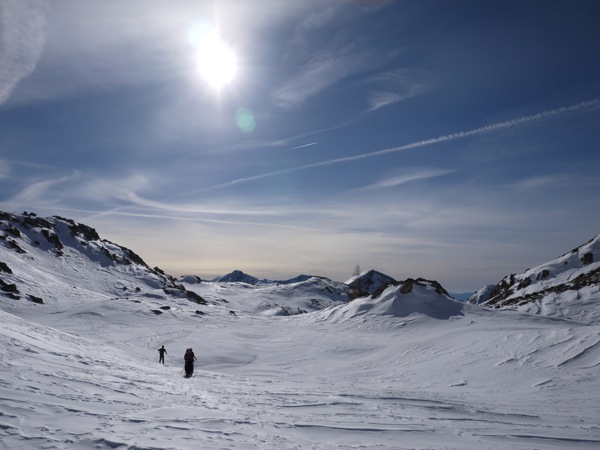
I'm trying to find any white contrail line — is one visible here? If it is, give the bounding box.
[289,142,317,150]
[209,98,600,190]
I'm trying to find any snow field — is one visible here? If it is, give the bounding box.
[2,283,600,449]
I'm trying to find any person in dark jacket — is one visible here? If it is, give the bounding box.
[184,348,197,377]
[158,345,167,364]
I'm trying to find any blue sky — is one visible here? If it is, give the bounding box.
[1,0,600,291]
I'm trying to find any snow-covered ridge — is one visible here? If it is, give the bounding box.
[469,234,600,323]
[316,278,464,323]
[0,211,205,308]
[181,274,353,317]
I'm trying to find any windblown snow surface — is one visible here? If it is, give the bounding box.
[1,218,600,448]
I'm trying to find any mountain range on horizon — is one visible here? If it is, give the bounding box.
[1,210,599,323]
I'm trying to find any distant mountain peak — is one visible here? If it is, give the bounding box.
[215,270,262,284]
[215,270,324,286]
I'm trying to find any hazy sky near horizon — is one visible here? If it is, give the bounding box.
[1,0,600,291]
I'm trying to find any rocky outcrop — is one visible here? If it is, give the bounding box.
[0,211,206,309]
[347,270,397,299]
[468,234,600,321]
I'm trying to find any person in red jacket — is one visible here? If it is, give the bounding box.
[184,348,197,378]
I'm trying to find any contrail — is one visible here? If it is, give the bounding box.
[209,98,600,190]
[289,142,317,150]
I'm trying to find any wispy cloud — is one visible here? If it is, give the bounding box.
[208,98,600,190]
[0,0,48,106]
[273,3,387,110]
[5,172,77,205]
[0,171,153,214]
[273,47,371,109]
[366,69,434,111]
[509,174,600,191]
[357,169,453,191]
[511,176,563,190]
[0,159,11,179]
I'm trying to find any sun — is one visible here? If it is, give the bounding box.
[195,31,237,90]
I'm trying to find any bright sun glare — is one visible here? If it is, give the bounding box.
[195,31,237,90]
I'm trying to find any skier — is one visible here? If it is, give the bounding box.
[158,345,167,364]
[184,348,197,378]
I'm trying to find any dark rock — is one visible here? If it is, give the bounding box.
[68,222,100,241]
[400,279,414,294]
[23,215,52,230]
[8,239,27,254]
[28,295,44,304]
[0,262,12,274]
[348,270,397,299]
[0,279,18,293]
[418,278,450,296]
[127,249,147,266]
[42,229,64,251]
[581,252,594,265]
[186,290,207,304]
[5,226,21,238]
[517,276,532,290]
[150,309,163,315]
[536,269,550,280]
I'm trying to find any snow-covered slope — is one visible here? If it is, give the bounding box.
[468,284,496,305]
[0,212,205,310]
[316,278,466,323]
[183,275,352,316]
[468,234,600,323]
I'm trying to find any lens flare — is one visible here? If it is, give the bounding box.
[235,107,256,132]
